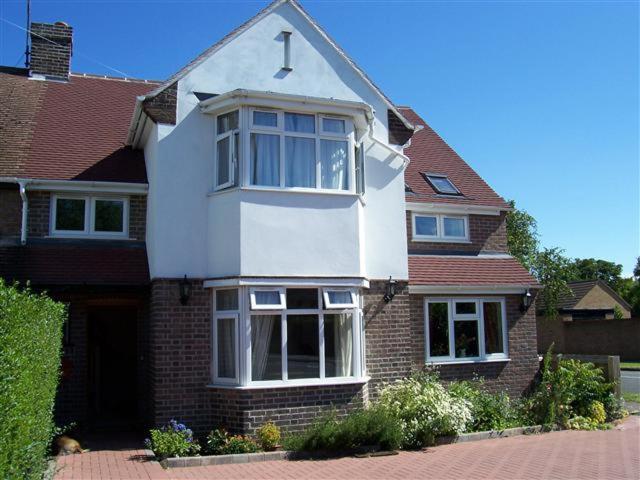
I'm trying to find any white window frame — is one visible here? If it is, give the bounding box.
[249,287,286,310]
[214,109,240,191]
[246,108,355,193]
[323,288,357,309]
[50,194,128,238]
[212,313,240,384]
[425,297,508,364]
[412,213,469,243]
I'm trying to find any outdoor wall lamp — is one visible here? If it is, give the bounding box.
[520,289,532,312]
[383,276,397,303]
[179,275,192,306]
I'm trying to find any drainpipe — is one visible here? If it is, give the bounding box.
[18,179,29,245]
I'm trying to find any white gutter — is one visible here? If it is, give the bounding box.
[23,179,149,194]
[408,285,539,295]
[126,96,146,147]
[406,203,508,216]
[18,180,29,245]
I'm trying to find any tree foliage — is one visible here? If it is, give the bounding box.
[531,248,574,318]
[505,200,539,270]
[567,258,624,291]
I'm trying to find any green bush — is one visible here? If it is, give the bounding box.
[0,281,66,480]
[377,372,471,448]
[205,428,229,455]
[204,428,260,455]
[145,420,201,460]
[448,380,519,432]
[283,407,402,452]
[521,349,622,428]
[256,421,281,451]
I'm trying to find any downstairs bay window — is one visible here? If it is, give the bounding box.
[211,286,364,387]
[425,298,508,363]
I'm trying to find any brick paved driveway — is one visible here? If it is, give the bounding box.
[54,415,640,480]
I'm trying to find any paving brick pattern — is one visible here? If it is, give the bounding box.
[54,416,640,480]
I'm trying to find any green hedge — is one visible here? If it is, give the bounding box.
[0,280,66,480]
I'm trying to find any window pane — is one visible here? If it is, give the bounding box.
[355,145,365,195]
[484,302,504,354]
[56,198,85,231]
[216,136,230,186]
[320,139,348,190]
[326,290,353,306]
[287,314,319,379]
[415,216,437,236]
[428,175,458,194]
[322,118,345,133]
[428,302,449,357]
[216,289,238,311]
[217,110,238,134]
[217,317,236,378]
[286,288,318,309]
[285,137,316,188]
[251,133,280,186]
[253,290,281,306]
[325,313,353,377]
[285,113,315,133]
[455,301,476,315]
[443,217,465,237]
[251,315,282,381]
[253,111,277,127]
[94,200,124,232]
[454,320,479,358]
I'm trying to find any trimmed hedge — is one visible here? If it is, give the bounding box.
[0,280,66,479]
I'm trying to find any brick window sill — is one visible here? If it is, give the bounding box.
[206,376,370,390]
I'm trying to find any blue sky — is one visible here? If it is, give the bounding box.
[1,0,638,275]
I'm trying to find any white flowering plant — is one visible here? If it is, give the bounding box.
[377,372,472,448]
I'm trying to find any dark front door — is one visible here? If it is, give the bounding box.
[88,307,138,430]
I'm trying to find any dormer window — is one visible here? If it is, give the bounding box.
[423,173,460,195]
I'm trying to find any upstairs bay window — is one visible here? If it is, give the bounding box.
[425,298,508,363]
[211,286,364,387]
[215,108,358,193]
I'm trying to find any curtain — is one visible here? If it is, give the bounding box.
[285,113,315,133]
[320,139,348,190]
[251,133,280,186]
[333,314,353,377]
[251,315,276,381]
[285,137,316,187]
[217,318,235,378]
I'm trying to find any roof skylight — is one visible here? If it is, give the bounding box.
[422,173,461,195]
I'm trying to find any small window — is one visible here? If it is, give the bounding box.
[217,110,238,134]
[215,110,239,190]
[216,289,239,311]
[285,112,315,133]
[415,215,438,237]
[93,199,125,233]
[455,301,477,316]
[322,117,345,134]
[250,288,286,310]
[286,288,318,309]
[55,197,86,232]
[412,213,469,242]
[253,110,278,128]
[323,289,357,309]
[213,314,238,382]
[355,144,365,195]
[423,174,460,195]
[443,216,466,239]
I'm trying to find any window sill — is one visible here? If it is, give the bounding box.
[241,186,359,197]
[206,376,370,390]
[47,234,133,241]
[426,358,510,366]
[412,237,471,244]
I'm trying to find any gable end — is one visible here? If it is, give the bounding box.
[142,82,177,125]
[388,109,414,145]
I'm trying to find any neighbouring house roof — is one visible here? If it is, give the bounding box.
[553,280,632,312]
[0,67,157,183]
[0,244,150,286]
[408,255,537,287]
[400,107,510,209]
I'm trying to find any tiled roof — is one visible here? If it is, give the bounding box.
[400,107,510,209]
[0,68,157,183]
[554,280,631,311]
[0,244,150,286]
[409,255,538,286]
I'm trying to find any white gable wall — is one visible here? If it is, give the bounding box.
[145,1,408,281]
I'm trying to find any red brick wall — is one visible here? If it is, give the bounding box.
[406,211,508,254]
[409,293,540,397]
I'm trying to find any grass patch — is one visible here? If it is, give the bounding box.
[622,392,640,404]
[621,362,640,370]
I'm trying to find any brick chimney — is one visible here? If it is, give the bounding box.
[29,21,73,80]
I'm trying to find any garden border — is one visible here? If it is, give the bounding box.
[159,425,544,468]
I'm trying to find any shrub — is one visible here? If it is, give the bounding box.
[377,372,471,448]
[205,428,229,455]
[256,422,280,451]
[448,380,518,432]
[588,401,606,425]
[221,435,260,454]
[0,281,66,480]
[145,420,200,460]
[283,407,403,452]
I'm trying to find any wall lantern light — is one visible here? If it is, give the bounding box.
[179,275,192,306]
[520,288,532,312]
[383,276,397,303]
